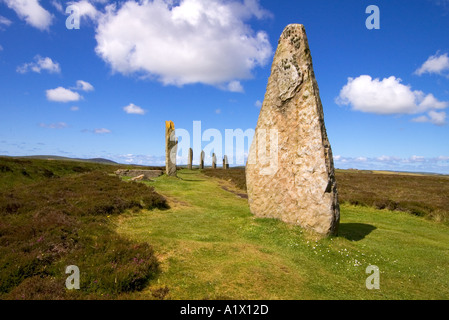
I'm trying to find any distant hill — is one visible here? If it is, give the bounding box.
[81,157,118,164]
[6,155,118,165]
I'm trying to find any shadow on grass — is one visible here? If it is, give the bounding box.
[338,223,377,241]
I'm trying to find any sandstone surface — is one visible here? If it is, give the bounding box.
[246,24,340,236]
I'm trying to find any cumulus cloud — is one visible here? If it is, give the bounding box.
[123,103,146,115]
[412,110,446,126]
[51,0,63,13]
[226,80,245,93]
[74,80,94,91]
[70,106,80,111]
[46,80,94,103]
[3,0,53,31]
[94,0,272,90]
[46,87,82,102]
[67,0,99,21]
[336,75,448,122]
[17,55,61,74]
[254,100,262,107]
[415,52,449,76]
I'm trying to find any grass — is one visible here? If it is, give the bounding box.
[116,169,449,299]
[202,168,449,224]
[336,170,449,223]
[2,157,449,300]
[202,168,247,191]
[0,157,168,299]
[0,156,164,189]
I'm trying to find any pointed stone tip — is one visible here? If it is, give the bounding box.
[282,24,305,34]
[278,24,307,49]
[284,23,304,29]
[165,120,175,130]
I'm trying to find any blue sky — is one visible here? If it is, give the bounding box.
[1,0,449,173]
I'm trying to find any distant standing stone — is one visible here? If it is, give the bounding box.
[212,153,217,169]
[245,24,340,236]
[188,148,193,170]
[200,150,205,169]
[165,120,177,177]
[223,155,229,169]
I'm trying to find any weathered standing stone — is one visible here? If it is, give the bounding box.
[199,150,205,169]
[246,24,340,236]
[223,155,229,169]
[188,148,193,169]
[165,120,177,177]
[212,153,217,169]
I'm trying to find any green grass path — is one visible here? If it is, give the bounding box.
[116,170,449,299]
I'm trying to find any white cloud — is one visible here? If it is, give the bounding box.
[0,15,12,27]
[17,55,61,74]
[336,75,448,117]
[94,128,111,134]
[412,110,446,126]
[68,0,99,21]
[415,52,449,76]
[254,100,262,108]
[0,45,3,51]
[226,80,245,93]
[70,106,79,111]
[39,122,68,129]
[51,0,63,13]
[112,153,165,166]
[46,87,82,102]
[376,155,399,162]
[421,110,446,126]
[417,93,448,110]
[410,155,425,162]
[123,103,146,115]
[74,80,94,91]
[94,0,272,89]
[333,155,449,174]
[4,0,53,31]
[411,115,429,123]
[215,108,221,114]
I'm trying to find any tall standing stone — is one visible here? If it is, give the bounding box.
[188,148,193,170]
[212,153,217,169]
[223,155,229,169]
[199,150,205,169]
[245,24,340,236]
[165,120,177,177]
